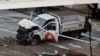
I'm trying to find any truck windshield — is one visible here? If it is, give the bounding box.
[32,17,47,27]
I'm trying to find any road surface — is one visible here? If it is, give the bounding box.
[0,9,100,56]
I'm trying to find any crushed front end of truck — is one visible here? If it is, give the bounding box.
[16,19,39,45]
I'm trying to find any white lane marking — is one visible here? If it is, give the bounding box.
[9,27,17,30]
[47,42,69,50]
[9,28,14,30]
[60,35,90,44]
[0,16,19,21]
[96,29,100,31]
[92,41,100,45]
[0,28,16,34]
[82,33,100,42]
[0,25,5,26]
[68,43,82,48]
[93,27,100,31]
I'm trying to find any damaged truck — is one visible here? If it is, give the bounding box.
[16,13,90,45]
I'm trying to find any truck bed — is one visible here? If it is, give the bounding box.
[60,15,85,32]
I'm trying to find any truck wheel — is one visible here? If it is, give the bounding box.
[72,31,81,39]
[32,36,40,45]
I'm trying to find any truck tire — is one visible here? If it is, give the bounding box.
[71,31,81,39]
[31,36,40,45]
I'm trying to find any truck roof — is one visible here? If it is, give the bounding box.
[38,14,56,20]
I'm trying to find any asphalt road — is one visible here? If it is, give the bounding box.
[0,9,100,56]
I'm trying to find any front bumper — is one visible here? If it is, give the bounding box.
[16,26,31,44]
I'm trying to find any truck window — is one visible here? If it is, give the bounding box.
[32,17,47,27]
[45,23,56,30]
[43,19,55,26]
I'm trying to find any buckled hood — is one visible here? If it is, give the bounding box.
[18,19,38,29]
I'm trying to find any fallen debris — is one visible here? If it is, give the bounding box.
[0,38,87,56]
[34,50,87,56]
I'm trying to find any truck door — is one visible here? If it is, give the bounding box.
[44,22,59,42]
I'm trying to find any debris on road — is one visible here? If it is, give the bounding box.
[34,50,87,56]
[0,38,88,56]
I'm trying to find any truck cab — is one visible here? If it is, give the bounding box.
[31,13,60,42]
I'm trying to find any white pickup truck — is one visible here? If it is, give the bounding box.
[16,13,88,45]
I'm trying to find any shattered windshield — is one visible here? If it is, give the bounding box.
[32,17,47,27]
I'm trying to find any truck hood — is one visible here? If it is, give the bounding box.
[18,19,38,29]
